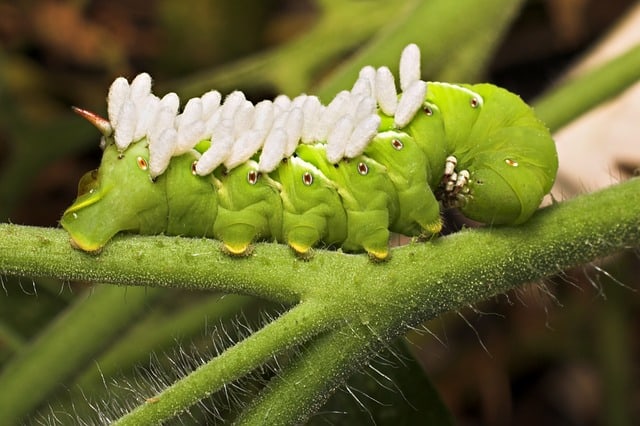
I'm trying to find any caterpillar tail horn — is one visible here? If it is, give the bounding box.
[72,106,113,137]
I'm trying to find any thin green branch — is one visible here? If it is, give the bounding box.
[111,301,333,425]
[73,293,255,391]
[236,322,378,425]
[533,43,640,132]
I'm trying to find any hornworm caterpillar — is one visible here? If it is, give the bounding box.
[61,44,558,260]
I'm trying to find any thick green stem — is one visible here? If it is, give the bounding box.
[237,179,640,425]
[1,178,638,424]
[0,225,301,304]
[2,179,638,306]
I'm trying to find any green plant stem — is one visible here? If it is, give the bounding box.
[533,43,640,132]
[0,225,301,304]
[1,178,639,423]
[2,179,638,304]
[0,285,163,426]
[235,322,380,425]
[315,0,524,100]
[112,301,334,425]
[73,293,255,391]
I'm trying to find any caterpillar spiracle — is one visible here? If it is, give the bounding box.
[61,44,558,260]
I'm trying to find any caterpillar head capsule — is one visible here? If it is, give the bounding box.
[60,135,167,252]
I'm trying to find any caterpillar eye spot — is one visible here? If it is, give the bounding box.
[505,158,519,167]
[423,106,433,116]
[470,97,479,108]
[191,161,198,175]
[333,163,340,169]
[247,170,259,185]
[136,156,148,171]
[282,157,289,164]
[391,139,404,150]
[357,162,369,176]
[302,172,313,186]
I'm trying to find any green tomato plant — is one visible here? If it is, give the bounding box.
[0,0,639,424]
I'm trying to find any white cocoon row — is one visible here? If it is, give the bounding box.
[105,43,430,179]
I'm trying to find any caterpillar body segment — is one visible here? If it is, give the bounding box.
[60,44,558,260]
[362,130,441,237]
[295,143,400,260]
[269,156,348,256]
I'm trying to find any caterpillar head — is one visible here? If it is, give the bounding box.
[60,136,167,252]
[60,108,167,251]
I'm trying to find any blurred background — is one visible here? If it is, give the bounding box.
[1,0,639,424]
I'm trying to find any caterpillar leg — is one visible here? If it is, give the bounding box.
[286,225,319,257]
[213,210,264,255]
[363,131,443,238]
[395,185,443,236]
[213,162,283,256]
[272,156,348,258]
[292,142,398,261]
[283,206,347,257]
[343,209,391,261]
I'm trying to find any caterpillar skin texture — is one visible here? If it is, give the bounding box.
[61,48,557,260]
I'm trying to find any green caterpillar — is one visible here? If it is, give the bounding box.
[61,44,557,260]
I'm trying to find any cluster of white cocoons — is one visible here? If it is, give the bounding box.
[106,44,427,178]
